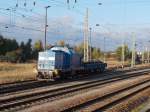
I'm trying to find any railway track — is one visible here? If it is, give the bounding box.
[146,109,150,112]
[0,69,131,95]
[0,71,115,95]
[0,71,118,94]
[0,66,149,95]
[0,69,149,112]
[63,78,150,112]
[0,80,60,95]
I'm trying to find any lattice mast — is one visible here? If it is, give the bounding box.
[131,33,136,67]
[83,8,89,62]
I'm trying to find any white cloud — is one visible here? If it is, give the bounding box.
[0,14,150,51]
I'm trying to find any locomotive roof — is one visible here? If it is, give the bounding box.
[50,46,74,54]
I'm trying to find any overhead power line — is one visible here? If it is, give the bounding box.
[0,22,44,32]
[0,7,44,25]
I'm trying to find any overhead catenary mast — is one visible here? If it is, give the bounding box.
[131,33,136,68]
[44,6,50,51]
[148,41,150,63]
[89,27,92,61]
[121,37,125,68]
[83,8,89,62]
[142,43,145,64]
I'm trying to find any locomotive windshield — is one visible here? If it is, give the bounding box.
[38,51,55,70]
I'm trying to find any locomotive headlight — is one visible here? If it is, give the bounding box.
[49,71,53,74]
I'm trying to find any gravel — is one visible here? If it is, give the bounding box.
[19,75,150,112]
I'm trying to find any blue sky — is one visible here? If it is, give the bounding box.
[0,0,150,51]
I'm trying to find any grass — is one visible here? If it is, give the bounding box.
[106,59,130,68]
[0,62,37,84]
[0,60,121,84]
[132,103,147,112]
[106,59,150,68]
[132,99,150,112]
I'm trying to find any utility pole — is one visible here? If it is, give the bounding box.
[103,37,106,63]
[95,23,108,63]
[142,51,144,64]
[142,43,144,64]
[148,41,150,63]
[89,27,92,61]
[83,8,89,62]
[145,47,148,63]
[121,37,125,68]
[44,6,50,51]
[131,33,136,68]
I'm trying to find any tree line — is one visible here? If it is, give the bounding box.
[0,35,141,63]
[0,35,43,63]
[58,40,142,63]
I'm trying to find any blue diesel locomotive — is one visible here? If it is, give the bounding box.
[37,46,107,80]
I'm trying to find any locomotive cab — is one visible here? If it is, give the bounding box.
[37,51,60,80]
[37,46,75,80]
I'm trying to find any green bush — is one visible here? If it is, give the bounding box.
[5,51,18,63]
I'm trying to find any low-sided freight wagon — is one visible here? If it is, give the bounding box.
[37,46,107,80]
